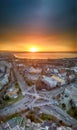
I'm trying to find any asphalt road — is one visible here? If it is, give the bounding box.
[13,62,29,95]
[41,105,77,127]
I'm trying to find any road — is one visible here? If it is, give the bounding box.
[0,84,77,128]
[40,105,77,127]
[0,95,33,116]
[13,62,29,95]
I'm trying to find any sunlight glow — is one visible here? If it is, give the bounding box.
[29,47,38,52]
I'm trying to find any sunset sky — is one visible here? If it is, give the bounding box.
[0,0,76,52]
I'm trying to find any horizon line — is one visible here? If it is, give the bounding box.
[0,50,77,53]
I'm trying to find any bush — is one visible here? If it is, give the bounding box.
[4,95,10,101]
[62,103,66,109]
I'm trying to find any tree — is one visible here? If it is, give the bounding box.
[62,103,66,109]
[4,95,10,101]
[0,98,3,104]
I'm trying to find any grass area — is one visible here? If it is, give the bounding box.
[5,94,23,106]
[39,113,67,126]
[0,82,23,109]
[15,82,20,89]
[3,113,19,122]
[40,113,56,121]
[0,109,28,122]
[15,82,22,94]
[67,108,77,120]
[0,113,20,123]
[2,82,23,107]
[59,103,66,110]
[26,111,42,123]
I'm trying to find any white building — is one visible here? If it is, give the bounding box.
[29,67,42,74]
[42,75,58,88]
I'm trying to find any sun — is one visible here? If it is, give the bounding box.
[30,47,38,52]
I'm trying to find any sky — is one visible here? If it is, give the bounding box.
[0,0,76,52]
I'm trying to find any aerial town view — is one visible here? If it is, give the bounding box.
[0,0,77,130]
[0,52,77,130]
